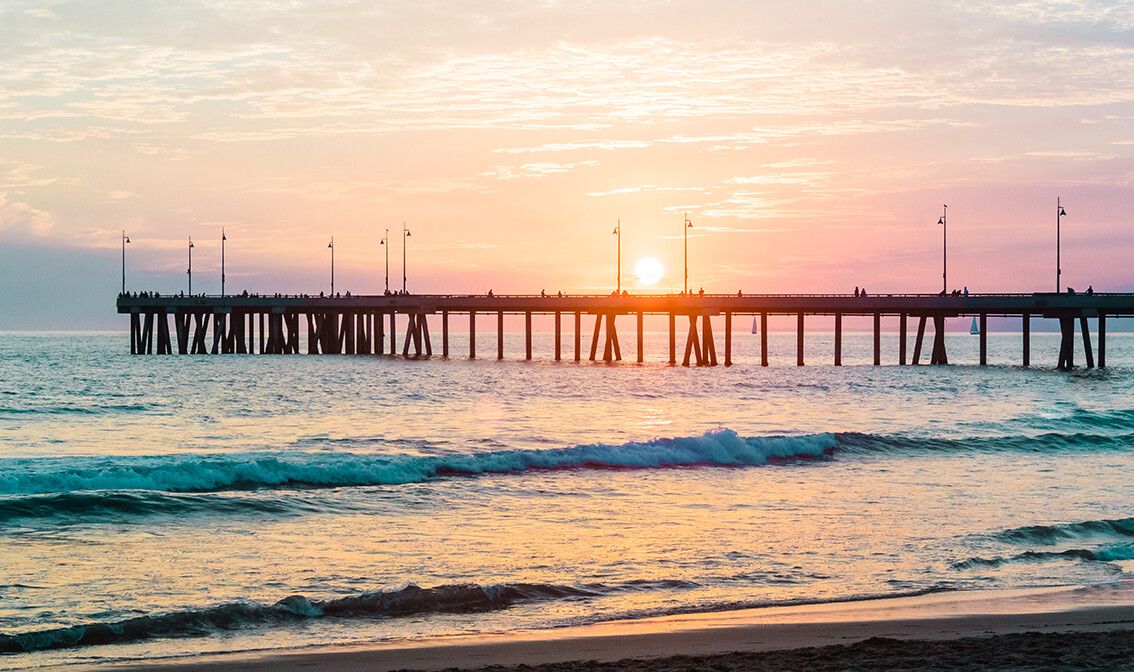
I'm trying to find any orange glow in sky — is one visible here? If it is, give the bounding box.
[1,1,1132,327]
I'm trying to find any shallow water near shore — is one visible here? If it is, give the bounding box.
[1,330,1132,669]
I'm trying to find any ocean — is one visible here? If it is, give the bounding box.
[1,329,1132,669]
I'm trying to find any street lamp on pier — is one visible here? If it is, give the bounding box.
[613,220,621,294]
[937,204,947,294]
[379,228,389,294]
[402,225,411,294]
[121,231,130,294]
[1057,197,1067,292]
[187,236,195,295]
[221,229,227,296]
[328,237,334,296]
[683,213,693,295]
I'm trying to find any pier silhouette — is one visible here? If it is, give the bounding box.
[118,291,1134,369]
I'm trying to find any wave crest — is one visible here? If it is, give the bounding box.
[994,518,1134,545]
[0,580,688,654]
[0,430,837,496]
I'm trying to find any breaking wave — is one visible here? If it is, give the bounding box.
[0,581,694,654]
[993,518,1134,545]
[953,543,1134,570]
[0,430,837,496]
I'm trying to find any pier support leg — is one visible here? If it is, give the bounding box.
[157,313,172,354]
[375,312,385,355]
[873,313,881,366]
[669,313,676,365]
[637,312,644,364]
[554,312,561,361]
[1022,313,1030,367]
[1099,314,1106,368]
[390,313,396,355]
[702,314,716,366]
[469,311,476,359]
[604,313,621,362]
[403,313,416,357]
[796,312,804,366]
[211,313,224,354]
[760,313,768,367]
[191,313,209,354]
[574,311,581,362]
[307,314,319,354]
[724,312,732,367]
[498,311,505,361]
[442,311,449,358]
[421,314,432,357]
[930,316,948,365]
[912,316,927,365]
[1057,317,1075,370]
[682,315,702,367]
[141,313,154,354]
[899,314,907,365]
[130,313,139,355]
[344,312,356,355]
[355,313,368,355]
[286,313,299,354]
[234,313,247,354]
[401,312,415,355]
[834,313,842,366]
[979,314,988,366]
[175,313,190,355]
[1080,316,1095,369]
[525,312,532,360]
[589,313,602,361]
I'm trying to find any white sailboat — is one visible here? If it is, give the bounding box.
[970,317,980,335]
[751,316,758,334]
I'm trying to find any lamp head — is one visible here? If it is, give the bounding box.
[937,217,945,226]
[1059,207,1067,217]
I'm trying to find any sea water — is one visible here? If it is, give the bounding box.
[1,330,1132,669]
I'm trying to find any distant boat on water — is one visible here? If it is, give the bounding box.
[751,316,758,334]
[970,317,980,335]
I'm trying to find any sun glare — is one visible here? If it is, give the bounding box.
[634,258,664,285]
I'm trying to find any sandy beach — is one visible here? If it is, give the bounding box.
[48,582,1134,672]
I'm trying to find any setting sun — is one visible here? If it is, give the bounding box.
[634,258,664,285]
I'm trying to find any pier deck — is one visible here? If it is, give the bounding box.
[117,292,1134,368]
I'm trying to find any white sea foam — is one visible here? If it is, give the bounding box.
[0,430,837,495]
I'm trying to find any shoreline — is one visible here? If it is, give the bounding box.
[49,581,1134,672]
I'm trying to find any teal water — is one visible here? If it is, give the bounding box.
[0,331,1132,669]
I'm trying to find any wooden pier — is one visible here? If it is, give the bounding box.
[117,292,1134,368]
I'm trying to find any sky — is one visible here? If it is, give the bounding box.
[1,0,1132,329]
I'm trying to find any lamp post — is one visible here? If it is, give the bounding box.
[221,228,227,296]
[402,224,411,294]
[121,231,130,294]
[684,212,693,294]
[613,220,621,294]
[1057,197,1067,292]
[187,236,194,295]
[379,228,389,294]
[328,237,334,296]
[937,204,947,294]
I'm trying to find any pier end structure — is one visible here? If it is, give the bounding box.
[119,292,1134,368]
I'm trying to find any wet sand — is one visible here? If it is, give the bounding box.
[55,582,1134,672]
